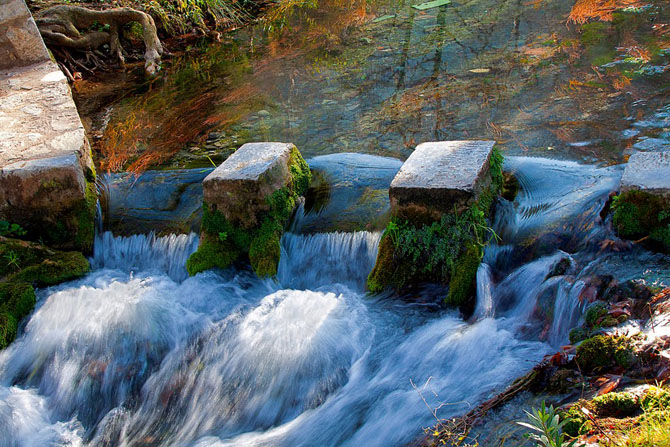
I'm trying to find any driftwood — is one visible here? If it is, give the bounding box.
[418,367,542,446]
[35,5,163,75]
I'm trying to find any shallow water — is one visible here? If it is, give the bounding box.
[84,0,670,172]
[4,156,669,447]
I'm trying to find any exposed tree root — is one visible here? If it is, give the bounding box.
[35,5,163,75]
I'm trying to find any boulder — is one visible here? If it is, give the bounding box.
[187,143,311,277]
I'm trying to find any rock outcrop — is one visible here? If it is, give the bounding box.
[186,142,311,277]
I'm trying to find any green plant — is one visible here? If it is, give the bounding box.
[517,401,579,447]
[0,221,27,238]
[4,250,20,271]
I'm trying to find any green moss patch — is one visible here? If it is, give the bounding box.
[367,148,504,309]
[612,190,670,252]
[0,282,36,349]
[187,147,311,277]
[592,392,639,418]
[0,237,90,287]
[575,335,634,374]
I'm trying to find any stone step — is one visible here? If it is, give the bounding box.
[620,151,670,197]
[614,150,670,252]
[203,142,295,229]
[389,140,495,221]
[189,142,311,278]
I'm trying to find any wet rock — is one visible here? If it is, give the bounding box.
[389,140,496,222]
[188,142,311,277]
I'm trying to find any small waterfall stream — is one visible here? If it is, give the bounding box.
[0,157,627,447]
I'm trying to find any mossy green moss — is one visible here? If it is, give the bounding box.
[445,244,482,308]
[592,392,639,417]
[0,237,90,287]
[249,220,282,277]
[367,148,503,309]
[561,403,594,437]
[187,147,311,277]
[185,234,238,276]
[575,335,634,374]
[612,190,670,252]
[585,301,608,328]
[0,281,36,350]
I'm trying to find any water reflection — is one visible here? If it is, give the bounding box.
[84,0,670,173]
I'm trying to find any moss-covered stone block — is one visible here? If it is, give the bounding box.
[614,152,670,252]
[367,142,503,310]
[0,151,97,254]
[187,143,311,277]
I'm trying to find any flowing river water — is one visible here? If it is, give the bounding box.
[3,0,670,445]
[2,154,669,446]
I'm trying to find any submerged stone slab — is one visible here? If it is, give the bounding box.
[0,60,95,251]
[620,151,670,197]
[389,140,495,221]
[203,142,294,229]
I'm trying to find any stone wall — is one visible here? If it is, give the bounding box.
[0,0,51,69]
[0,0,96,252]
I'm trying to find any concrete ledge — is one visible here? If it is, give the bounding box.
[390,140,495,222]
[620,151,670,198]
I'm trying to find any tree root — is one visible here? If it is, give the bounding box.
[36,5,163,75]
